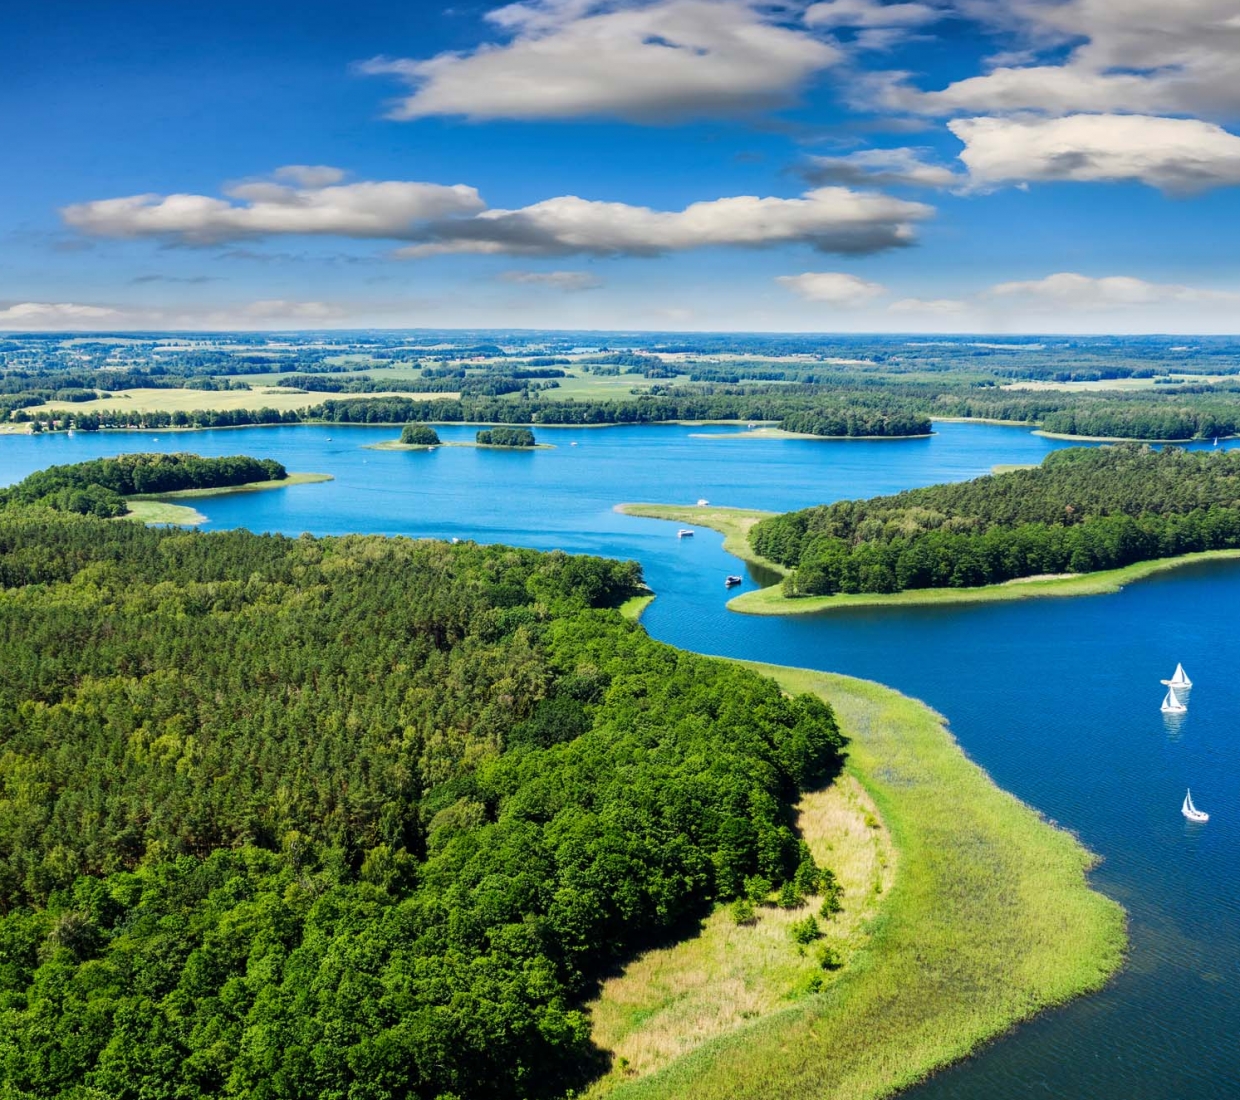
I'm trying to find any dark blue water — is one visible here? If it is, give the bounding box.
[3,422,1237,1099]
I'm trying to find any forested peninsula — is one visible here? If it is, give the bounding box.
[0,498,846,1098]
[679,444,1240,615]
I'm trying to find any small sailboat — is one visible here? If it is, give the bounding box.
[724,575,743,587]
[1161,685,1188,714]
[1182,789,1209,823]
[677,528,694,538]
[1160,663,1193,689]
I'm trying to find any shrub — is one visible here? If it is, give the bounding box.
[817,943,843,970]
[744,875,772,904]
[731,898,757,925]
[778,880,804,910]
[789,915,821,945]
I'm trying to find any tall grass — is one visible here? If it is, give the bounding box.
[600,664,1125,1100]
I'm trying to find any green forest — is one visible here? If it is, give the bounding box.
[0,485,845,1098]
[477,427,537,448]
[0,454,286,519]
[753,444,1240,597]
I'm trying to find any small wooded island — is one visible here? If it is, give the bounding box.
[477,426,537,448]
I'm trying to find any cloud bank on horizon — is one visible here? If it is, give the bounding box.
[5,0,1240,332]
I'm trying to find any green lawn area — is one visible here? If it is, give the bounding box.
[595,662,1125,1100]
[121,499,207,526]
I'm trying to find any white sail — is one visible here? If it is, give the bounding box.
[1161,664,1193,688]
[1183,789,1209,822]
[1162,687,1187,713]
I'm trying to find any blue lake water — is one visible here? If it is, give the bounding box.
[3,421,1238,1099]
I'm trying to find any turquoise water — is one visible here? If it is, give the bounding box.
[3,422,1238,1099]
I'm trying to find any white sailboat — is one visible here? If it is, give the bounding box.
[1161,686,1188,714]
[1160,663,1193,689]
[1182,789,1209,823]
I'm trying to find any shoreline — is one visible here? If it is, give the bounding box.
[123,471,332,526]
[616,503,786,576]
[596,659,1125,1100]
[688,427,934,442]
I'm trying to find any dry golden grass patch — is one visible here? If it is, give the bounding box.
[585,775,894,1093]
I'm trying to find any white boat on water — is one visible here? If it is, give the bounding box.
[1161,686,1188,714]
[1183,789,1209,823]
[1160,663,1193,689]
[677,529,694,538]
[696,498,709,506]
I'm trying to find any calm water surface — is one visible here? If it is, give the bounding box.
[3,422,1237,1099]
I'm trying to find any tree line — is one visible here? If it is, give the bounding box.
[0,492,845,1098]
[753,444,1240,596]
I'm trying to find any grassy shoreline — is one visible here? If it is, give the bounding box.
[123,471,332,526]
[597,662,1125,1100]
[615,503,785,576]
[618,503,1240,617]
[729,550,1240,616]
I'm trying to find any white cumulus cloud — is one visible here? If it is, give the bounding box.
[776,271,887,304]
[951,114,1240,194]
[0,303,120,328]
[398,187,932,258]
[62,168,485,245]
[879,0,1240,119]
[360,0,840,122]
[63,170,931,258]
[988,272,1240,307]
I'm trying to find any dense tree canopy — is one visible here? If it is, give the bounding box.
[399,424,441,446]
[477,427,536,448]
[754,444,1240,596]
[0,497,844,1098]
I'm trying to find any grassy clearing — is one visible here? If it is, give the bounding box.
[127,472,333,501]
[618,594,656,622]
[1002,375,1227,393]
[122,500,207,526]
[29,387,444,418]
[729,549,1240,616]
[616,504,785,576]
[596,663,1125,1100]
[586,774,894,1094]
[991,463,1038,475]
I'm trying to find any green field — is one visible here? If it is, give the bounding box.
[31,387,446,418]
[596,663,1125,1100]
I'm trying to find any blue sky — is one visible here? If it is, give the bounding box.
[3,0,1240,333]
